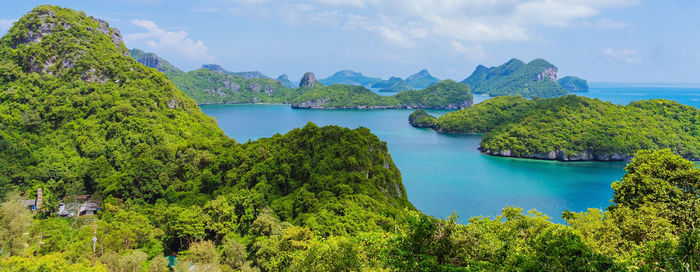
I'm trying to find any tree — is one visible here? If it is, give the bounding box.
[610,149,700,231]
[0,192,33,257]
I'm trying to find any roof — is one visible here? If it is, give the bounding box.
[22,199,36,206]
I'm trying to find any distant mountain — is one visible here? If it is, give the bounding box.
[129,48,181,74]
[371,76,403,88]
[378,80,413,93]
[320,70,382,86]
[292,76,471,109]
[277,74,295,88]
[131,50,293,104]
[461,58,576,98]
[406,69,440,89]
[201,64,269,79]
[371,70,440,92]
[558,76,589,92]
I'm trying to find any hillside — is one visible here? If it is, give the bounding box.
[371,69,440,92]
[0,3,410,245]
[405,69,440,89]
[411,95,700,161]
[130,50,294,104]
[291,79,472,109]
[129,48,181,74]
[319,70,382,86]
[2,6,698,272]
[167,68,296,104]
[461,58,587,98]
[558,76,589,92]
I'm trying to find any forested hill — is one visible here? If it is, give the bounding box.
[290,79,472,109]
[130,50,293,104]
[132,50,468,109]
[2,5,699,272]
[410,95,700,161]
[0,4,411,259]
[461,58,588,98]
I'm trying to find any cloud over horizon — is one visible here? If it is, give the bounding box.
[198,0,637,47]
[125,19,215,63]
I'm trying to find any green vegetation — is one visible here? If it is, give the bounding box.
[405,69,440,89]
[2,5,698,272]
[371,70,440,92]
[412,95,700,160]
[167,68,297,104]
[319,70,382,87]
[277,74,295,88]
[129,48,181,74]
[291,80,472,109]
[558,76,589,92]
[461,58,582,98]
[378,80,413,92]
[291,84,401,108]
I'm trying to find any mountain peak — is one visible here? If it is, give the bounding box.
[300,72,320,88]
[406,69,440,89]
[129,48,182,74]
[201,64,227,72]
[2,5,136,83]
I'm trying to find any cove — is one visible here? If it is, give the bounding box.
[201,104,627,223]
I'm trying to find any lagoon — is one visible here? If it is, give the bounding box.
[201,82,700,223]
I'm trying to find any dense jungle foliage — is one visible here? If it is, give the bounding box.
[412,95,700,160]
[0,5,698,272]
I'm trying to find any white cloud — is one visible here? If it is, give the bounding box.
[603,48,641,63]
[0,19,16,31]
[196,0,637,47]
[450,41,485,61]
[125,19,215,62]
[584,18,631,29]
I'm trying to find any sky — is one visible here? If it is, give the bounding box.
[1,0,699,83]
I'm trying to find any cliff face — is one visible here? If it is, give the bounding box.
[479,148,631,162]
[461,58,579,98]
[129,48,182,74]
[299,72,320,88]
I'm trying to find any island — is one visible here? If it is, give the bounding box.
[2,5,696,272]
[461,58,589,98]
[410,95,700,161]
[291,77,472,109]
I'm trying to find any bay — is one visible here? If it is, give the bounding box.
[201,83,700,223]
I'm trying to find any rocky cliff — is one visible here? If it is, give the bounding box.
[299,72,320,88]
[479,148,631,161]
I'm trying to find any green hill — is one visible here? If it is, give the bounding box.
[405,69,440,89]
[319,70,382,86]
[167,68,297,104]
[129,48,182,74]
[291,79,472,109]
[130,50,294,104]
[558,76,589,92]
[461,58,586,98]
[2,6,697,272]
[411,95,700,160]
[0,4,410,235]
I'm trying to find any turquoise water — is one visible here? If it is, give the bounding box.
[200,83,699,223]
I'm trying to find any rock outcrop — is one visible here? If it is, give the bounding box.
[299,72,320,88]
[478,148,632,162]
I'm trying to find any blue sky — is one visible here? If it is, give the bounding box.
[1,0,699,83]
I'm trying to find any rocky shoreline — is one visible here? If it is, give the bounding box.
[478,147,633,161]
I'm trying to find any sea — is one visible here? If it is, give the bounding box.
[200,82,700,223]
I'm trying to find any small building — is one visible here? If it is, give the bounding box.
[58,195,100,217]
[79,202,100,216]
[22,199,36,211]
[58,202,80,217]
